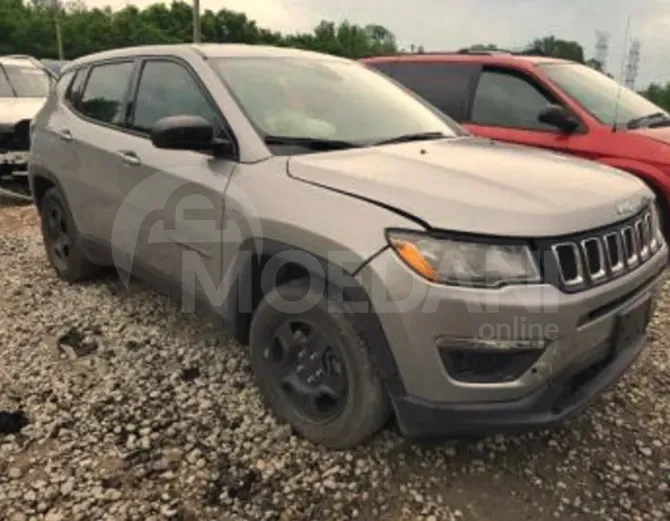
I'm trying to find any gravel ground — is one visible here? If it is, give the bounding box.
[0,200,669,521]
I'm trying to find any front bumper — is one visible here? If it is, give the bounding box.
[0,121,30,175]
[355,241,668,437]
[393,330,646,437]
[0,150,29,172]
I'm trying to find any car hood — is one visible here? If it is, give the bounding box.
[0,97,46,127]
[287,137,653,237]
[629,126,670,146]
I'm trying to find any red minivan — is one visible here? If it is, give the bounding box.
[362,52,670,240]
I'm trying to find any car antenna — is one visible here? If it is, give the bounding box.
[612,14,631,133]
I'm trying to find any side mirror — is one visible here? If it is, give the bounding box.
[538,104,579,133]
[150,115,233,155]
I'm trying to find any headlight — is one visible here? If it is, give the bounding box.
[387,230,541,288]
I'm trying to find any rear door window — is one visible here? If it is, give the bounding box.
[79,61,135,126]
[370,61,480,122]
[366,61,398,77]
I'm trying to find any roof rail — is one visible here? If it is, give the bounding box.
[456,48,511,55]
[379,47,547,56]
[365,46,549,59]
[457,47,548,56]
[369,50,507,58]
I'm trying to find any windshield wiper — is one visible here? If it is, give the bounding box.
[626,112,670,130]
[264,135,361,151]
[372,131,449,146]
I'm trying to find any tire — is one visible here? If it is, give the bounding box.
[249,278,390,449]
[39,187,99,282]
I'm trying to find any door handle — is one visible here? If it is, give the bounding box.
[117,150,141,166]
[57,129,72,142]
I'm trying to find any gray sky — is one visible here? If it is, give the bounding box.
[86,0,669,88]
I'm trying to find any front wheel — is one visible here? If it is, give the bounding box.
[249,278,390,449]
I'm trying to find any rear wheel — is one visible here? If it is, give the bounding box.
[249,278,390,449]
[39,187,99,282]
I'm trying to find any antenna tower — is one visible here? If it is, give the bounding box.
[624,38,641,89]
[595,31,610,71]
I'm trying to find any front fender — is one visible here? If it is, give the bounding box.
[222,236,405,394]
[218,159,423,354]
[597,157,670,200]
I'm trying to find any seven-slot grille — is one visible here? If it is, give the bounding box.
[549,206,662,292]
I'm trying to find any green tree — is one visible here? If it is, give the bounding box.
[585,58,604,72]
[469,43,498,51]
[641,83,670,113]
[530,36,585,63]
[0,1,398,60]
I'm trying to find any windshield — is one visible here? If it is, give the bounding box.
[0,64,52,98]
[540,63,668,129]
[211,57,463,149]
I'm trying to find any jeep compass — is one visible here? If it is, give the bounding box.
[29,44,668,448]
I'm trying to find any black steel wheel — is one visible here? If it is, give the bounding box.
[249,278,390,449]
[39,187,99,282]
[266,319,348,423]
[43,198,71,272]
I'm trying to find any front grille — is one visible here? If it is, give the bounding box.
[0,119,31,152]
[544,206,663,292]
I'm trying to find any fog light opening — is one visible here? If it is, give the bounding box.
[436,336,549,384]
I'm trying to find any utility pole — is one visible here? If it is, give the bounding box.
[193,0,201,43]
[52,0,64,60]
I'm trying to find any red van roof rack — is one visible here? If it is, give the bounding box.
[362,47,547,59]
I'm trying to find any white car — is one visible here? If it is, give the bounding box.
[0,55,53,193]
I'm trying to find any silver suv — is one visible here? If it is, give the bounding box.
[1,55,53,195]
[29,44,668,448]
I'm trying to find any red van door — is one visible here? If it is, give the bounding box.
[461,67,601,162]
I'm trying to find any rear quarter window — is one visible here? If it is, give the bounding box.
[55,70,74,100]
[65,68,88,108]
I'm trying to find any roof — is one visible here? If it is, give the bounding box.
[362,53,571,68]
[65,43,348,71]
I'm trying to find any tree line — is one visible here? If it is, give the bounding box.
[0,0,398,59]
[1,0,668,112]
